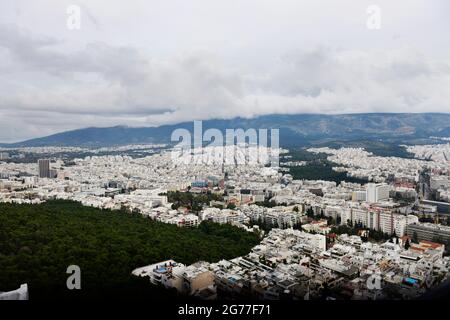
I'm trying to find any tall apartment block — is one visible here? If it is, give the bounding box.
[38,159,50,178]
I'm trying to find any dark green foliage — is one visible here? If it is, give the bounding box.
[284,148,368,184]
[419,216,434,223]
[330,224,390,242]
[404,238,410,250]
[289,161,368,184]
[226,203,236,210]
[251,217,274,233]
[198,221,260,244]
[412,231,419,244]
[167,191,223,212]
[254,200,277,208]
[0,200,259,300]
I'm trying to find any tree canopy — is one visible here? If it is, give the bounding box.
[0,200,259,300]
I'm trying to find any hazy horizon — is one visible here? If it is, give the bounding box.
[1,112,449,145]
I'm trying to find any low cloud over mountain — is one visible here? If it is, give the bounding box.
[1,1,449,142]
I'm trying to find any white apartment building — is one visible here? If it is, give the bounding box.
[0,284,28,300]
[344,207,418,236]
[366,183,390,203]
[324,205,344,221]
[430,176,450,190]
[377,212,419,236]
[132,260,186,291]
[352,190,367,202]
[165,214,199,227]
[264,211,300,228]
[299,232,327,252]
[302,220,331,235]
[201,208,248,225]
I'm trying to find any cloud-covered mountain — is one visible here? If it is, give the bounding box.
[1,5,450,142]
[2,113,449,148]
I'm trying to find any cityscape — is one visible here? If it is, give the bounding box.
[1,139,450,301]
[1,0,450,315]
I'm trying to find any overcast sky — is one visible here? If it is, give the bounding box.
[0,0,449,142]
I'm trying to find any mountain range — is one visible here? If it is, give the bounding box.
[1,113,450,148]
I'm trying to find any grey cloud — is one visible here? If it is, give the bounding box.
[0,24,148,84]
[1,19,450,142]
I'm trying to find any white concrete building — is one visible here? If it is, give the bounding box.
[0,284,29,300]
[366,183,390,203]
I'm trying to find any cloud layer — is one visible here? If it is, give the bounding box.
[0,0,449,142]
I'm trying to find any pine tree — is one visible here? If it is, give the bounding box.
[412,231,419,244]
[404,238,410,250]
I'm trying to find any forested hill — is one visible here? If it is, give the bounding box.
[0,200,259,300]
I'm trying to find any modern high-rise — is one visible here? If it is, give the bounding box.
[38,159,50,178]
[366,183,390,203]
[0,152,9,160]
